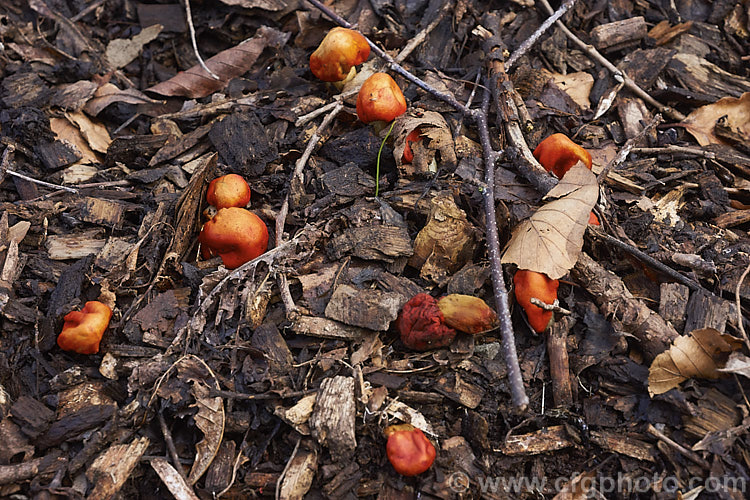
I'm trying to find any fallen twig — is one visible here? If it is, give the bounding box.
[306,0,532,410]
[537,0,686,122]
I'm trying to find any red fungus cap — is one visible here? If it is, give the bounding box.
[532,133,592,179]
[356,73,407,124]
[385,424,436,476]
[206,174,251,210]
[309,27,370,82]
[513,270,559,333]
[57,301,112,354]
[396,293,456,350]
[199,207,269,269]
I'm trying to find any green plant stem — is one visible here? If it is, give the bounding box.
[375,120,396,197]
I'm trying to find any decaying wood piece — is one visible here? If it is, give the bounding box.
[501,425,573,455]
[684,290,732,333]
[434,372,485,409]
[151,458,201,500]
[328,226,413,263]
[324,284,406,331]
[0,452,63,485]
[683,388,741,440]
[278,438,318,500]
[87,436,151,500]
[291,315,369,341]
[659,282,690,334]
[591,16,647,51]
[590,430,656,462]
[571,252,679,360]
[45,229,107,260]
[547,316,574,408]
[310,376,357,459]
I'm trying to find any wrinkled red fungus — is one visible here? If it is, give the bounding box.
[513,270,559,333]
[57,301,112,354]
[206,174,251,210]
[385,424,436,476]
[396,293,456,351]
[199,207,269,269]
[309,27,370,83]
[533,133,592,179]
[356,73,407,124]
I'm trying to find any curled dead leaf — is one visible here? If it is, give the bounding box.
[648,328,744,397]
[681,92,750,146]
[501,164,599,279]
[392,111,457,176]
[408,191,477,285]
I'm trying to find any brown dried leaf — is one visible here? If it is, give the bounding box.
[147,27,289,98]
[501,165,598,279]
[105,24,163,69]
[409,191,477,284]
[681,92,750,146]
[64,111,111,154]
[648,328,744,396]
[83,83,164,116]
[551,71,594,110]
[392,111,457,176]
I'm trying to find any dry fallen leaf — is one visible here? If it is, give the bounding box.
[392,111,457,176]
[65,111,112,154]
[409,191,477,284]
[105,24,163,69]
[551,71,594,110]
[648,328,744,396]
[681,92,750,146]
[501,164,599,279]
[147,26,289,98]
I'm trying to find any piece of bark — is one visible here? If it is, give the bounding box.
[321,164,376,197]
[10,396,55,439]
[105,134,170,168]
[80,197,128,228]
[34,139,82,170]
[684,290,731,333]
[501,425,573,455]
[87,436,151,500]
[328,226,413,263]
[547,316,574,408]
[618,48,676,90]
[659,283,690,334]
[0,452,63,486]
[434,372,485,409]
[590,430,656,462]
[591,17,647,51]
[667,53,750,99]
[310,376,356,460]
[571,252,679,360]
[150,458,201,500]
[40,254,95,349]
[278,438,319,500]
[46,229,107,260]
[291,315,369,341]
[209,112,277,176]
[37,404,116,449]
[251,323,293,375]
[324,284,405,331]
[683,388,742,440]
